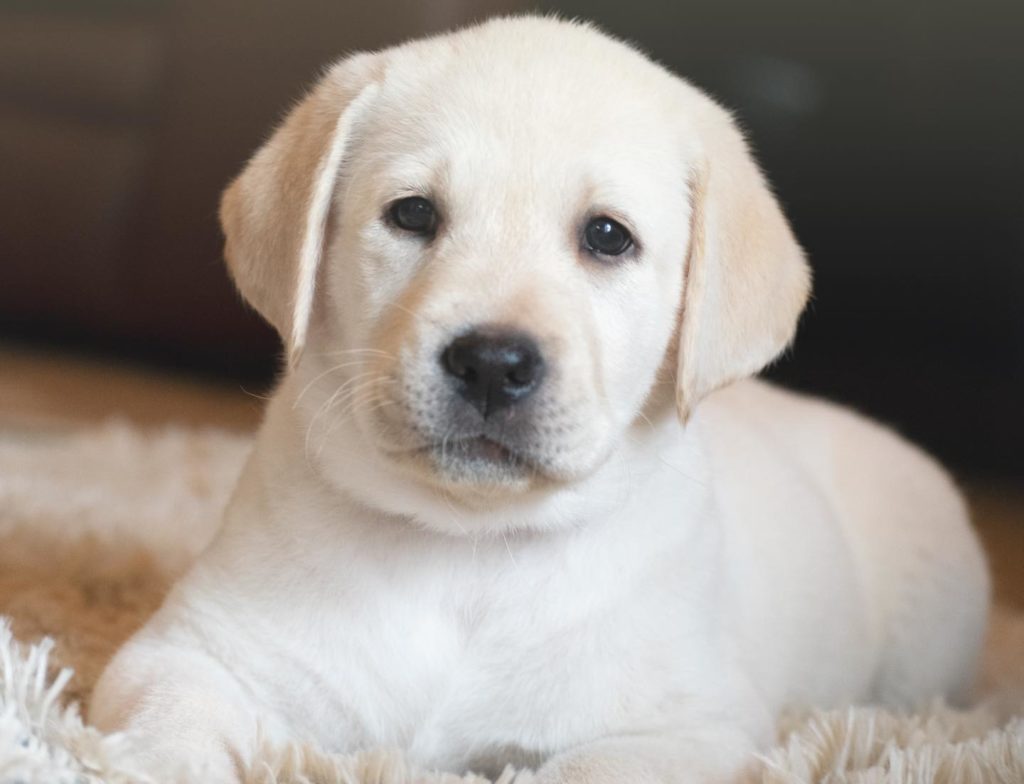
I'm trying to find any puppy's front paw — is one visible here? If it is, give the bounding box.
[532,753,663,784]
[530,730,751,784]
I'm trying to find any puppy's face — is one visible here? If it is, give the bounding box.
[319,51,688,499]
[221,19,810,532]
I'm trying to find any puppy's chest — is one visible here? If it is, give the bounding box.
[285,553,704,767]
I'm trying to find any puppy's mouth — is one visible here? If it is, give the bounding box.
[387,434,546,486]
[432,436,522,465]
[428,434,536,469]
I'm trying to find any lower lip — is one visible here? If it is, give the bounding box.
[399,437,555,485]
[446,437,515,464]
[389,437,537,475]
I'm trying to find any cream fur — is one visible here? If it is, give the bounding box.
[89,16,989,784]
[0,422,1015,783]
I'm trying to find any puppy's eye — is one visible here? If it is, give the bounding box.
[583,216,633,257]
[388,196,438,235]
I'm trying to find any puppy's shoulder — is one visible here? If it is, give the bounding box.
[700,378,907,451]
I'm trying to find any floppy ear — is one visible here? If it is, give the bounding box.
[675,96,811,420]
[219,54,381,367]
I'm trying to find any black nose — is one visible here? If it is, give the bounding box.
[441,328,545,418]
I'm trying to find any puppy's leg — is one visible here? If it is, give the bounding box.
[818,414,991,706]
[90,637,262,782]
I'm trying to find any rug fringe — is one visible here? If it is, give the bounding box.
[3,616,1024,784]
[759,702,1024,784]
[0,618,154,782]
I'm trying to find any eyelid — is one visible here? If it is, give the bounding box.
[589,206,638,233]
[383,190,443,218]
[384,193,431,214]
[389,187,432,201]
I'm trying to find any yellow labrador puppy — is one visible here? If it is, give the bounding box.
[91,16,989,783]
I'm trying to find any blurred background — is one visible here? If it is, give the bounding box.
[1,0,1022,484]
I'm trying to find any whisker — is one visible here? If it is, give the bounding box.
[329,377,394,420]
[304,371,381,460]
[295,360,381,407]
[500,531,519,572]
[438,481,469,537]
[314,378,398,458]
[382,300,418,319]
[314,347,394,358]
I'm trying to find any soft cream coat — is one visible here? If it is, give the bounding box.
[90,17,989,784]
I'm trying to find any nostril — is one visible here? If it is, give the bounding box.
[506,356,538,388]
[441,342,473,381]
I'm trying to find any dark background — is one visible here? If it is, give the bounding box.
[1,0,1022,478]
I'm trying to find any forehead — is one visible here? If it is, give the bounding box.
[351,26,687,206]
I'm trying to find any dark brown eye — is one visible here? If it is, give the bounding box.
[389,196,438,235]
[583,216,633,257]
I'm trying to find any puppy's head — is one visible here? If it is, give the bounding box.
[220,17,810,532]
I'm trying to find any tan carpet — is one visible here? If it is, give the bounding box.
[1,421,1022,783]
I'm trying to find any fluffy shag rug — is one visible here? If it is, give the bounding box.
[1,421,1022,783]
